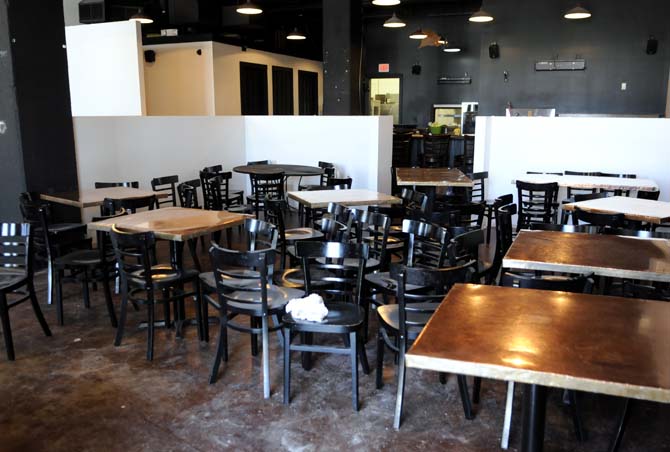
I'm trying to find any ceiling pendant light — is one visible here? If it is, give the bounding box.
[383,13,406,28]
[564,5,591,19]
[437,35,447,45]
[236,0,263,15]
[286,28,307,40]
[372,0,401,5]
[129,8,153,24]
[409,28,427,40]
[469,8,494,23]
[443,44,462,53]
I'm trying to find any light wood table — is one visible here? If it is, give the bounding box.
[287,189,400,209]
[396,167,473,187]
[503,230,670,282]
[563,195,670,224]
[41,187,169,208]
[406,283,670,452]
[515,174,658,192]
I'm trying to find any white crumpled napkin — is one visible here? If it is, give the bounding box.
[286,293,329,322]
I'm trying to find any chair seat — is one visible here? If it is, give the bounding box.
[129,265,198,289]
[285,227,324,242]
[54,249,106,267]
[365,271,424,293]
[283,301,364,333]
[200,269,261,290]
[298,184,326,191]
[227,285,304,313]
[275,267,333,289]
[227,205,253,214]
[48,222,86,235]
[377,303,436,334]
[0,269,27,292]
[316,257,380,269]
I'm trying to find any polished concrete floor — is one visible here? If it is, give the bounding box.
[1,226,669,452]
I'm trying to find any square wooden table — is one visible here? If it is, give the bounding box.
[503,230,670,282]
[515,174,659,192]
[287,189,400,209]
[41,187,169,208]
[395,167,474,187]
[563,196,670,224]
[406,283,670,452]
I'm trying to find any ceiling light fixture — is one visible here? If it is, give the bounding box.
[564,5,591,19]
[286,28,307,40]
[443,45,462,53]
[437,35,447,45]
[129,8,153,24]
[372,0,401,5]
[383,13,406,28]
[236,0,263,15]
[469,8,494,23]
[409,28,427,40]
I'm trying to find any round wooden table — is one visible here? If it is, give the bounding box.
[233,164,323,177]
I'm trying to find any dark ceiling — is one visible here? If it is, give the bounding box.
[102,0,480,60]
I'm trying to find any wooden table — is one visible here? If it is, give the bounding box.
[287,189,400,209]
[563,196,670,224]
[406,283,670,452]
[503,230,670,282]
[515,174,658,192]
[41,187,169,208]
[395,167,474,187]
[233,164,323,177]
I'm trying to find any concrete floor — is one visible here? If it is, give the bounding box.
[1,225,669,452]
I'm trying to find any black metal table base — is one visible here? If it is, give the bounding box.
[521,384,548,452]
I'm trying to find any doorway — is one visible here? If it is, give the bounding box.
[368,76,401,124]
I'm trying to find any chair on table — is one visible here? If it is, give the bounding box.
[151,175,179,208]
[526,171,563,176]
[516,180,559,231]
[110,225,203,361]
[380,262,477,429]
[177,180,201,208]
[0,223,51,361]
[561,192,608,224]
[572,207,626,231]
[327,177,353,189]
[497,272,593,449]
[283,241,371,411]
[94,181,139,189]
[559,171,600,224]
[637,190,660,200]
[206,244,303,396]
[421,134,449,168]
[392,132,412,168]
[597,173,637,197]
[248,172,285,219]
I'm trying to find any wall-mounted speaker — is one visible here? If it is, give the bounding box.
[411,64,422,75]
[144,50,156,63]
[646,36,658,55]
[489,42,500,59]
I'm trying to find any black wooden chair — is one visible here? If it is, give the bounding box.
[572,207,626,231]
[248,172,285,219]
[392,132,412,168]
[468,171,497,243]
[637,190,660,200]
[177,180,201,208]
[283,241,371,411]
[206,244,303,397]
[110,226,202,361]
[561,190,607,224]
[298,161,335,191]
[421,134,449,168]
[430,202,485,229]
[327,177,353,189]
[94,181,139,189]
[484,200,517,285]
[381,262,476,429]
[209,174,252,214]
[516,180,559,230]
[102,195,157,216]
[597,172,637,197]
[151,175,179,208]
[0,223,51,360]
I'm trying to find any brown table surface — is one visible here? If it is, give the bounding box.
[396,167,474,187]
[563,196,670,224]
[287,189,401,209]
[515,173,659,192]
[41,187,169,208]
[233,164,323,177]
[407,284,670,403]
[503,230,670,282]
[88,207,249,241]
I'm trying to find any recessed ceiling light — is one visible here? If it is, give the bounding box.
[236,0,263,15]
[129,9,153,24]
[286,28,307,40]
[409,28,427,40]
[469,9,494,23]
[383,13,406,28]
[372,0,401,5]
[564,5,591,19]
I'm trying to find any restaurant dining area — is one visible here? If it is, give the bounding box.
[1,0,670,451]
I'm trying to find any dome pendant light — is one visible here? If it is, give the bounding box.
[383,13,406,28]
[469,8,494,23]
[437,35,447,45]
[286,27,307,40]
[129,8,153,24]
[236,0,263,15]
[372,0,401,5]
[409,28,427,40]
[564,5,592,19]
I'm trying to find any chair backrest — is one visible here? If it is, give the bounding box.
[573,207,626,229]
[200,170,218,210]
[0,223,32,277]
[326,202,351,224]
[177,179,201,208]
[637,190,660,200]
[400,188,428,219]
[202,164,223,174]
[392,132,412,167]
[263,197,288,242]
[95,181,139,189]
[327,177,353,189]
[501,272,593,294]
[573,192,608,202]
[151,175,179,207]
[348,209,391,270]
[401,219,450,268]
[469,171,488,203]
[208,244,274,315]
[103,195,157,216]
[448,228,484,266]
[563,170,598,197]
[390,167,400,197]
[430,202,485,229]
[208,172,238,210]
[295,241,369,304]
[320,216,348,242]
[319,166,336,186]
[18,198,51,258]
[597,172,637,196]
[516,180,559,228]
[250,172,285,201]
[422,134,449,168]
[109,225,156,290]
[247,160,269,166]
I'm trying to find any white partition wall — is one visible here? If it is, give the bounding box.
[474,116,670,202]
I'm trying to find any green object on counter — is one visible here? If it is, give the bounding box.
[429,125,444,135]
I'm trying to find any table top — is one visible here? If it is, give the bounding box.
[515,174,658,192]
[287,189,401,209]
[503,230,670,282]
[233,164,324,177]
[88,207,249,241]
[396,167,474,187]
[563,196,670,224]
[406,284,670,403]
[41,187,168,208]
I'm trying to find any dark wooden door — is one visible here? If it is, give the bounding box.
[240,62,269,115]
[272,66,294,115]
[298,70,318,115]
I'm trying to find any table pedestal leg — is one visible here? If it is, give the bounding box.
[169,241,186,321]
[521,384,547,452]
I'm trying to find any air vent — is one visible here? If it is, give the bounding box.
[79,0,105,24]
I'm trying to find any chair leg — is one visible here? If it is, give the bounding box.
[473,377,482,404]
[457,375,475,420]
[55,269,65,326]
[47,260,54,305]
[82,269,90,308]
[162,289,172,331]
[392,345,406,429]
[147,300,155,361]
[568,390,587,441]
[272,314,283,347]
[439,372,447,384]
[226,229,233,249]
[501,381,515,449]
[100,265,118,328]
[283,326,291,405]
[301,332,312,370]
[350,331,359,411]
[201,291,210,343]
[187,239,202,272]
[209,311,228,384]
[358,331,370,375]
[485,208,493,243]
[262,316,270,399]
[250,317,259,356]
[114,286,129,346]
[609,398,632,452]
[376,329,385,389]
[193,290,204,343]
[28,281,51,337]
[0,292,15,361]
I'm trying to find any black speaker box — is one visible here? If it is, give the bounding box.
[646,37,658,55]
[489,42,499,59]
[144,50,156,63]
[411,64,421,75]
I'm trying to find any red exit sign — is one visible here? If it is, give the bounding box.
[378,63,390,73]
